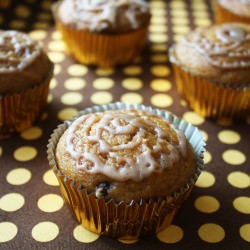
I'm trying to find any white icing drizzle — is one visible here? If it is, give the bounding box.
[183,24,250,69]
[58,0,149,32]
[65,110,188,182]
[0,30,41,73]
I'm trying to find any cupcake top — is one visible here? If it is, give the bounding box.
[218,0,250,18]
[169,23,250,86]
[55,109,197,202]
[0,30,52,94]
[55,0,150,33]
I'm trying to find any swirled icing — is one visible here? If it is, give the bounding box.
[65,110,187,182]
[58,0,150,32]
[183,24,250,69]
[0,30,41,73]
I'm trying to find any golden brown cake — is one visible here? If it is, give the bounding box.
[52,0,151,68]
[216,0,250,24]
[47,103,205,239]
[169,23,250,120]
[0,30,53,138]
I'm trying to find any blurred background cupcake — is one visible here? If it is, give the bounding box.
[0,30,53,139]
[52,0,151,68]
[47,102,205,239]
[169,22,250,121]
[215,0,250,24]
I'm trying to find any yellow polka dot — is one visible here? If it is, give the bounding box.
[61,92,83,105]
[68,64,88,76]
[195,171,215,188]
[47,93,53,103]
[170,1,186,8]
[150,1,166,8]
[93,78,114,90]
[48,40,65,52]
[150,16,167,25]
[0,146,2,156]
[233,197,250,214]
[0,193,25,212]
[150,44,168,52]
[51,30,62,40]
[57,108,78,121]
[157,225,183,243]
[191,2,208,11]
[95,68,114,76]
[218,130,241,144]
[90,92,113,104]
[29,30,47,41]
[198,223,225,243]
[48,52,65,63]
[32,222,59,242]
[200,130,208,142]
[227,171,250,189]
[43,170,59,186]
[173,34,185,42]
[14,146,37,162]
[41,0,52,10]
[171,17,189,25]
[64,78,86,91]
[123,66,142,75]
[0,222,18,243]
[50,78,58,89]
[151,93,173,108]
[6,168,32,185]
[204,151,212,164]
[15,5,31,18]
[194,196,220,213]
[37,12,51,21]
[222,150,246,165]
[150,79,171,92]
[54,64,61,75]
[239,224,250,242]
[120,93,143,104]
[118,238,138,244]
[149,24,168,33]
[122,78,143,90]
[20,126,43,140]
[194,18,212,27]
[150,8,166,16]
[151,65,170,77]
[149,33,168,43]
[9,19,26,29]
[38,194,64,213]
[172,25,191,34]
[73,225,100,243]
[150,54,168,63]
[171,9,188,17]
[192,11,209,18]
[183,111,205,126]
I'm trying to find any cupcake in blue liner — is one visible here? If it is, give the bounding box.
[47,102,205,239]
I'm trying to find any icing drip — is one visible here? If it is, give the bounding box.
[0,30,41,73]
[65,110,187,182]
[58,0,149,32]
[183,24,250,69]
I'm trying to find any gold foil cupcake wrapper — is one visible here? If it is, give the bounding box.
[0,64,53,139]
[52,2,149,68]
[47,102,205,239]
[172,63,250,120]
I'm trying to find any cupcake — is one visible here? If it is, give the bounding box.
[169,23,250,120]
[216,0,250,24]
[52,0,151,68]
[0,30,53,139]
[47,102,205,239]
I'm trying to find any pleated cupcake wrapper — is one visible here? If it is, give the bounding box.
[52,3,148,68]
[215,3,250,24]
[0,65,53,139]
[172,62,250,120]
[47,102,205,239]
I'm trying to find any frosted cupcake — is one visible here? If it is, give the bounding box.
[0,30,53,139]
[47,102,205,239]
[52,0,151,68]
[216,0,250,24]
[169,23,250,120]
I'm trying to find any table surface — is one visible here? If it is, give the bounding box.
[0,0,250,249]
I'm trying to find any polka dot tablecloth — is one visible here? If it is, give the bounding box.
[0,0,250,249]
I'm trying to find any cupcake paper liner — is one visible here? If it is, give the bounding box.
[216,3,250,24]
[0,65,53,139]
[171,60,250,120]
[52,2,149,68]
[47,102,205,239]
